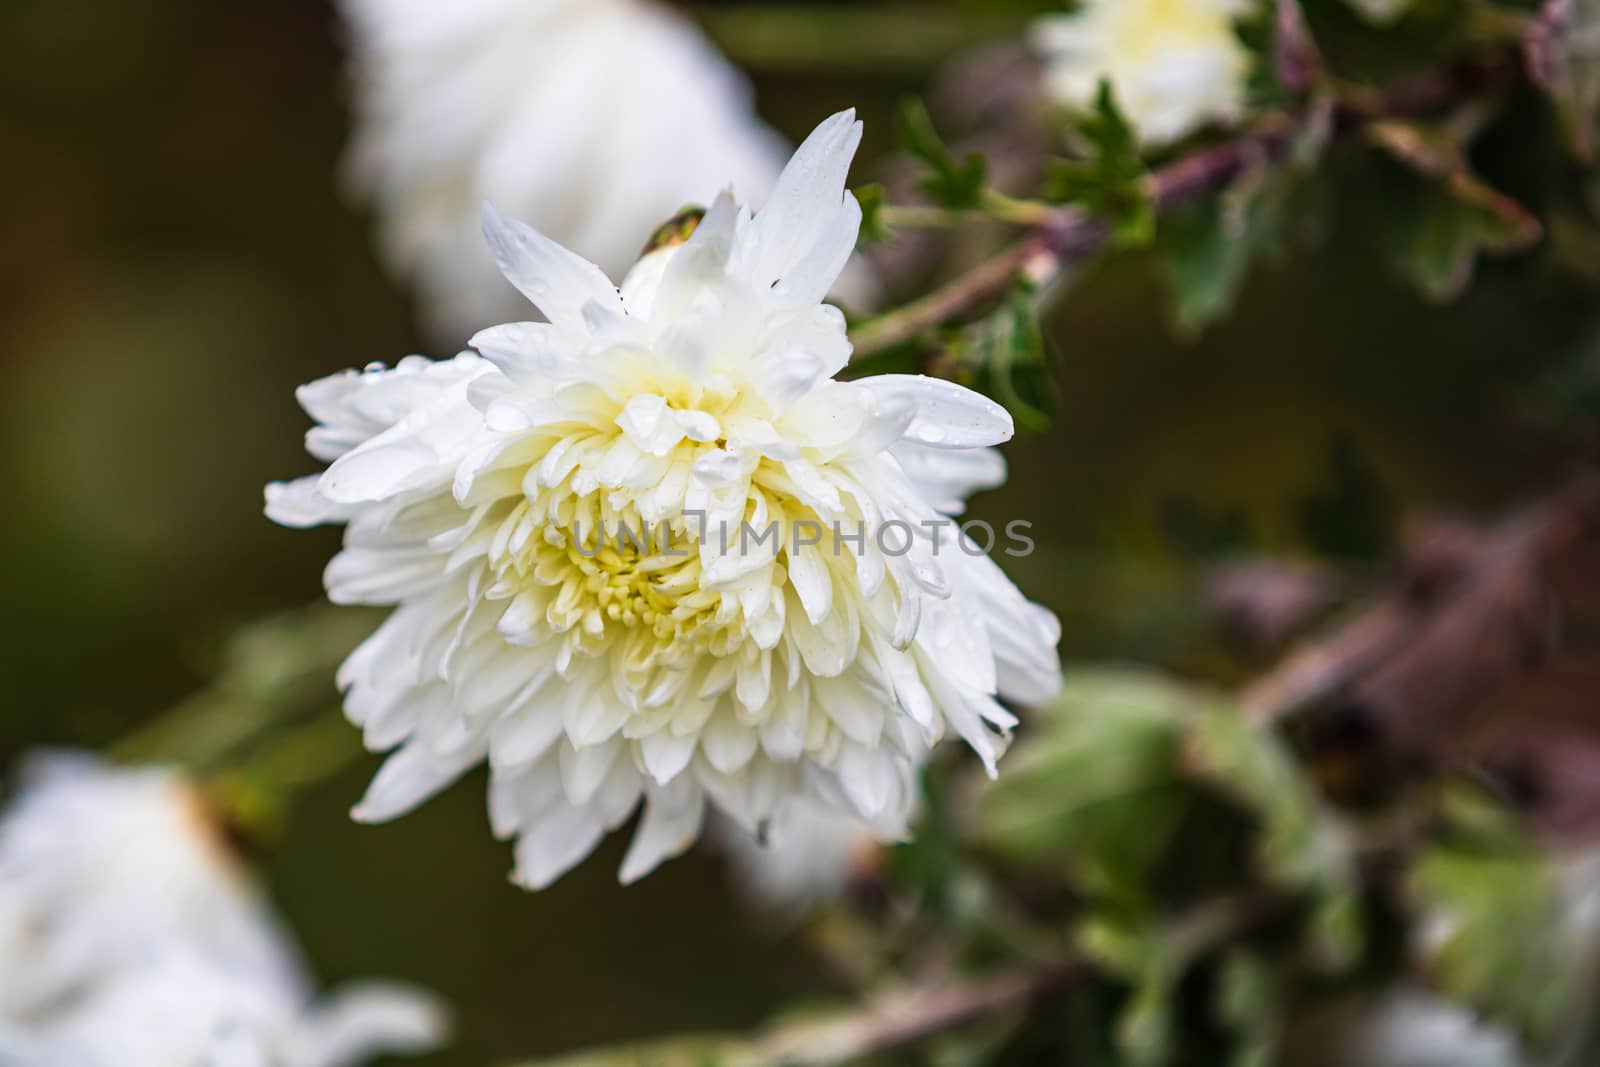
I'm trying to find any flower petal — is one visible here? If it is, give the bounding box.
[748,110,863,289]
[858,375,1015,449]
[619,782,705,885]
[480,202,624,330]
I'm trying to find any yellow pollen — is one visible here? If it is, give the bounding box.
[523,524,723,671]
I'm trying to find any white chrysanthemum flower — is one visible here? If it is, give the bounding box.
[0,756,446,1066]
[340,0,790,342]
[1030,0,1257,147]
[1335,991,1521,1067]
[0,754,301,1023]
[268,111,1063,891]
[0,950,444,1067]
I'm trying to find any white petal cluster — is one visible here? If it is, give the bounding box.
[0,756,445,1067]
[717,803,877,912]
[340,0,789,342]
[269,112,1062,891]
[1332,991,1521,1067]
[1030,0,1257,147]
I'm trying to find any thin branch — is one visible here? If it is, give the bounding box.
[744,966,1072,1067]
[847,56,1515,361]
[849,230,1094,358]
[729,889,1274,1067]
[698,5,1028,76]
[1240,472,1600,729]
[1239,601,1414,726]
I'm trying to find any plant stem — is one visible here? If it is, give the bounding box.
[720,888,1278,1067]
[226,707,367,798]
[879,191,1061,234]
[847,55,1515,361]
[848,227,1088,357]
[879,204,966,231]
[1240,472,1600,728]
[698,5,1029,76]
[743,966,1072,1067]
[112,605,374,771]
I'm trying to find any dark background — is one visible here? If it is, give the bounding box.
[0,1,1587,1063]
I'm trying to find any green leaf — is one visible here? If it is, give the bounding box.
[1045,81,1154,248]
[1155,166,1287,335]
[1185,706,1362,969]
[1368,120,1542,302]
[898,97,987,210]
[945,278,1059,431]
[887,761,963,909]
[976,672,1194,890]
[1186,709,1345,894]
[1156,203,1259,336]
[1400,191,1536,302]
[1153,94,1336,336]
[1410,790,1579,1040]
[1527,0,1600,162]
[1216,953,1280,1067]
[1078,913,1180,1067]
[853,182,893,245]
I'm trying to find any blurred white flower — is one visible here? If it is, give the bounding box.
[268,112,1062,891]
[1030,0,1257,147]
[0,950,444,1067]
[0,754,300,1023]
[1335,991,1521,1067]
[718,802,881,912]
[339,0,790,343]
[0,756,446,1066]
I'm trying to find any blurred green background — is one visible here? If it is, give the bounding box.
[0,1,1590,1063]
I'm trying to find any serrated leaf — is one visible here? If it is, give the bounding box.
[1526,0,1600,161]
[899,97,987,210]
[976,672,1193,887]
[1155,169,1283,334]
[945,279,1059,431]
[1411,842,1572,1040]
[1154,95,1334,335]
[1407,788,1594,1042]
[1368,120,1542,302]
[1046,81,1154,248]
